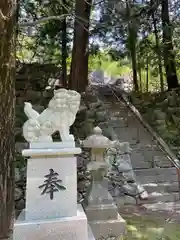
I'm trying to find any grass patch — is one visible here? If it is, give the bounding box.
[123,215,180,240]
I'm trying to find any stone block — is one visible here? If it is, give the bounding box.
[25,153,78,220]
[86,182,114,206]
[89,213,126,239]
[13,205,90,240]
[85,203,118,221]
[29,141,75,149]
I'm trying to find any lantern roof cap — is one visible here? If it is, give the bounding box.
[83,126,112,148]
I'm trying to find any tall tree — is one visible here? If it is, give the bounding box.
[61,0,68,88]
[126,1,139,92]
[69,0,92,92]
[161,0,179,90]
[0,0,16,238]
[150,0,164,92]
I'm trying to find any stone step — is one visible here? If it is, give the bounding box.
[117,134,145,145]
[142,182,179,193]
[111,115,153,136]
[131,158,151,169]
[142,201,180,215]
[115,127,153,145]
[108,118,127,128]
[131,151,153,169]
[111,103,127,108]
[111,110,129,116]
[112,112,141,124]
[115,192,180,206]
[110,111,130,119]
[131,147,172,168]
[134,167,178,183]
[131,143,160,151]
[85,203,118,221]
[152,156,172,168]
[133,145,166,155]
[89,213,126,239]
[103,104,114,109]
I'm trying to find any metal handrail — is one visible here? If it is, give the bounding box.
[100,85,180,199]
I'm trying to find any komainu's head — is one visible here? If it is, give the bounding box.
[48,88,81,116]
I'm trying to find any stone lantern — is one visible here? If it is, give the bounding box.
[82,127,126,239]
[82,126,113,205]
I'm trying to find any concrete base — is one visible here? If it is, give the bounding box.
[13,205,94,240]
[85,189,126,239]
[86,203,118,221]
[89,213,126,239]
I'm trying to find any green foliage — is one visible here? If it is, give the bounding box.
[131,89,180,157]
[16,34,36,62]
[18,0,180,92]
[88,52,131,77]
[123,214,180,240]
[18,0,73,64]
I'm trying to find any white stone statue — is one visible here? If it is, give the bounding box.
[23,88,81,143]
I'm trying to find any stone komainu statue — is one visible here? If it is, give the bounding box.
[23,88,81,143]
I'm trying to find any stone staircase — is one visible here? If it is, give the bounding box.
[101,98,180,215]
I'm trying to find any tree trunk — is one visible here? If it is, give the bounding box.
[0,1,16,238]
[69,0,92,92]
[128,27,139,92]
[161,0,179,90]
[146,57,149,92]
[138,67,142,92]
[61,0,67,88]
[151,2,164,92]
[126,1,139,92]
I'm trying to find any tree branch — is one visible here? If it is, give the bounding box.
[18,14,69,27]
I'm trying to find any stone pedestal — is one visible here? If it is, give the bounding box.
[85,189,126,239]
[13,143,95,240]
[14,205,89,240]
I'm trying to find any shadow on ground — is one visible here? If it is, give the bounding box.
[121,206,180,240]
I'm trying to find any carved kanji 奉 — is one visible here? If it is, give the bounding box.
[39,169,66,200]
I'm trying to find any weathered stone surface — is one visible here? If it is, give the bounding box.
[89,213,126,239]
[15,187,22,201]
[14,205,89,240]
[15,199,25,211]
